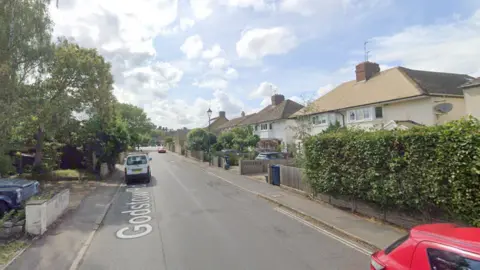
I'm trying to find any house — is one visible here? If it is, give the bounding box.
[205,111,229,135]
[239,94,304,151]
[460,77,480,119]
[217,111,256,132]
[292,61,474,136]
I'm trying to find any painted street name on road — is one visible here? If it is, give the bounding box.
[116,186,153,239]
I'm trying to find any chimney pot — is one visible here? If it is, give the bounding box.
[219,111,226,118]
[355,61,380,82]
[271,94,285,106]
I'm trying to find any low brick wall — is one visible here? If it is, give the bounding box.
[186,150,204,161]
[26,189,70,235]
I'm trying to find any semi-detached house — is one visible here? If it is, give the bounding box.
[460,77,480,119]
[292,61,474,135]
[218,94,304,151]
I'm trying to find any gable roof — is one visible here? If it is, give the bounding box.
[217,113,256,130]
[293,67,473,117]
[242,100,304,125]
[205,116,229,132]
[399,67,472,96]
[460,77,480,89]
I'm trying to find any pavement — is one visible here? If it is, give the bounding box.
[194,158,407,250]
[5,168,123,270]
[76,152,371,270]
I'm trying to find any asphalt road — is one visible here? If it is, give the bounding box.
[78,152,368,270]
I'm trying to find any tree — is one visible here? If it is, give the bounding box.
[0,0,53,152]
[218,132,234,150]
[217,126,259,152]
[116,103,155,147]
[231,126,259,152]
[186,128,216,151]
[26,39,115,169]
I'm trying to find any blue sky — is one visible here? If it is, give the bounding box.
[51,0,480,128]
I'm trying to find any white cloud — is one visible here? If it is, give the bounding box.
[370,9,480,75]
[180,34,204,59]
[193,78,229,89]
[202,44,223,59]
[209,57,230,69]
[250,82,278,98]
[225,68,239,80]
[236,27,298,60]
[225,0,271,10]
[179,18,196,30]
[190,0,214,20]
[317,83,334,98]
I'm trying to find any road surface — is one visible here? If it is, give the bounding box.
[78,152,369,270]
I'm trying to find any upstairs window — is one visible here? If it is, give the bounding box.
[261,124,269,130]
[269,123,273,129]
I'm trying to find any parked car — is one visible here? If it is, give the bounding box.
[370,223,480,270]
[255,152,286,160]
[158,146,166,153]
[0,178,40,217]
[124,154,152,184]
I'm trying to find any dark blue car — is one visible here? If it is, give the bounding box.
[0,178,40,216]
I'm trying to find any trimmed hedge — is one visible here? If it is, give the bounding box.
[304,118,480,226]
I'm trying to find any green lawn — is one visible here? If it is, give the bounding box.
[53,169,80,178]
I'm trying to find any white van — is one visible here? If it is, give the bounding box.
[124,154,152,184]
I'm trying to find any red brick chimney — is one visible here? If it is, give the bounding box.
[271,94,285,106]
[355,62,380,82]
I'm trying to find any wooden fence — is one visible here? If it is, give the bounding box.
[279,165,312,193]
[239,159,294,175]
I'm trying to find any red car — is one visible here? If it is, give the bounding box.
[158,146,166,153]
[371,223,480,270]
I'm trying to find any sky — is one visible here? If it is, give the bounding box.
[49,0,480,129]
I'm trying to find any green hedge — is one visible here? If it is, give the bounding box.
[304,118,480,226]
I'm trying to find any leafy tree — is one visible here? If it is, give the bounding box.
[0,0,53,152]
[231,126,259,152]
[218,127,259,152]
[218,132,234,149]
[116,103,155,147]
[186,128,216,151]
[26,39,115,169]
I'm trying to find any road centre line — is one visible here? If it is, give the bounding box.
[275,207,372,256]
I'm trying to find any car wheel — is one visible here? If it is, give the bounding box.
[0,201,10,218]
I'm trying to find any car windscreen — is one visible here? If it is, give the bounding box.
[126,155,148,165]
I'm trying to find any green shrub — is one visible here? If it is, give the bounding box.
[304,118,480,226]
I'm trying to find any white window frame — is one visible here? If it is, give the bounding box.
[261,123,269,130]
[311,114,328,126]
[347,107,374,123]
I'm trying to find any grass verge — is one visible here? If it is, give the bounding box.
[0,240,27,266]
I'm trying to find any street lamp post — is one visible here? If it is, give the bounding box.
[207,108,212,164]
